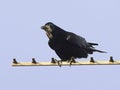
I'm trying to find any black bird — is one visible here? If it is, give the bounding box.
[41,22,106,63]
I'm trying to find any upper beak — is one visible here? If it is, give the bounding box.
[41,26,45,30]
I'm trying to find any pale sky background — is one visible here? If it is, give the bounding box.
[0,0,120,90]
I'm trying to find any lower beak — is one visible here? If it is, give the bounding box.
[41,26,45,29]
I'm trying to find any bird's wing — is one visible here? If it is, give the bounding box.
[66,32,88,48]
[66,32,106,53]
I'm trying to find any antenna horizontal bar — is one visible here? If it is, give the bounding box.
[12,61,120,66]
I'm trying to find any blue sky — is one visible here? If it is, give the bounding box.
[0,0,120,90]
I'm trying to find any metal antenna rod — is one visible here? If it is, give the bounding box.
[12,56,120,67]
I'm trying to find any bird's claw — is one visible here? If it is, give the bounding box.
[51,58,62,67]
[57,60,62,67]
[68,57,76,66]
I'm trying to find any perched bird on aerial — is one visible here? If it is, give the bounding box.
[41,22,106,64]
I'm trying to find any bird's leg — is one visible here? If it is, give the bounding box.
[69,57,76,66]
[57,60,62,67]
[51,58,62,67]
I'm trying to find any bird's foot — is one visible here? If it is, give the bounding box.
[57,60,62,67]
[51,58,62,67]
[68,57,76,66]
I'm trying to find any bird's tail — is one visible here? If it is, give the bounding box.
[93,49,107,53]
[88,42,98,46]
[88,42,106,53]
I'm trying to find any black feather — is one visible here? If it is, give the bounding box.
[42,22,106,61]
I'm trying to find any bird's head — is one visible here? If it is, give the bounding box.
[41,22,55,39]
[41,22,66,39]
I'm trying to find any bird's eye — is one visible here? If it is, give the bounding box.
[49,24,54,29]
[45,22,54,30]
